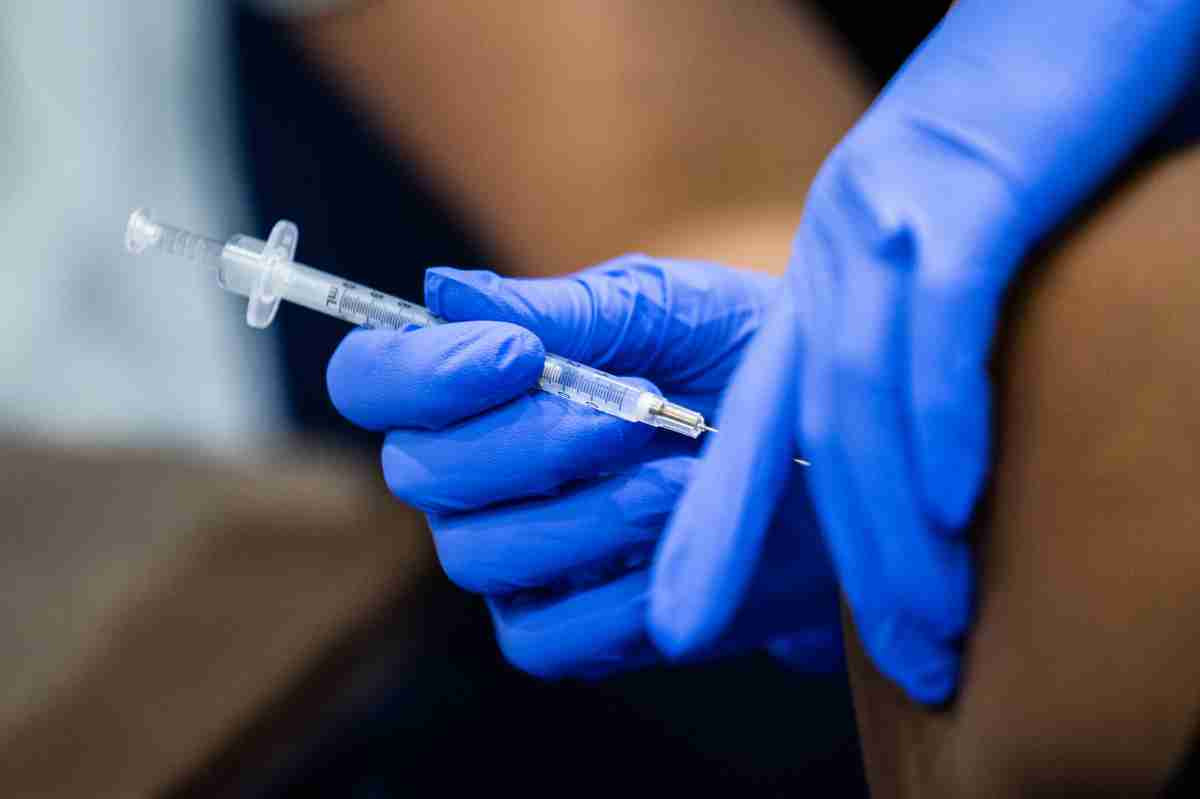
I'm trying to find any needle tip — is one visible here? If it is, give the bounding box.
[697,423,806,465]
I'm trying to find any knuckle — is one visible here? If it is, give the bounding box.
[896,109,1028,204]
[595,252,658,273]
[816,117,1030,288]
[811,143,920,269]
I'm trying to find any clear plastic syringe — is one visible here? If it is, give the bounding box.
[124,209,721,440]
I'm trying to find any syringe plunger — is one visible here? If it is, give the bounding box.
[125,208,224,270]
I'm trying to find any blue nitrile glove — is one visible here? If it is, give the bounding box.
[650,0,1200,704]
[326,256,841,678]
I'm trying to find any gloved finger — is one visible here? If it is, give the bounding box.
[381,377,681,514]
[327,322,544,431]
[705,475,842,671]
[489,566,768,679]
[799,193,972,703]
[875,0,1200,530]
[648,297,803,657]
[425,256,777,394]
[429,457,692,595]
[487,570,661,680]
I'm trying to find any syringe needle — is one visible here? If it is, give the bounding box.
[699,423,810,466]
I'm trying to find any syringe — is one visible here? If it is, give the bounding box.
[124,209,732,442]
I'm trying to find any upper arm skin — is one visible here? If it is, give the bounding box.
[290,1,870,275]
[846,145,1200,796]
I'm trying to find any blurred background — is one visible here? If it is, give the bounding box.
[0,2,947,795]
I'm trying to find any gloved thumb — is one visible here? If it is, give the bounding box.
[648,295,805,656]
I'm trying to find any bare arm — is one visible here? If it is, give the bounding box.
[289,0,870,274]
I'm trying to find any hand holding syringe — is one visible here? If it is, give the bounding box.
[125,209,808,462]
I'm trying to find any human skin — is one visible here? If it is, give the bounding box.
[843,144,1200,797]
[292,3,1200,793]
[293,0,870,275]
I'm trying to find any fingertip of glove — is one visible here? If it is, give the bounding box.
[862,611,961,706]
[646,558,723,660]
[326,329,383,430]
[910,360,992,530]
[425,267,504,320]
[645,511,701,658]
[646,589,690,659]
[897,655,958,706]
[477,322,546,380]
[919,410,990,533]
[326,322,545,432]
[645,424,779,661]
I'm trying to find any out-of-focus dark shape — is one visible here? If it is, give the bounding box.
[812,0,949,82]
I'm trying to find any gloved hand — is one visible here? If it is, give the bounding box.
[327,257,841,678]
[650,0,1200,704]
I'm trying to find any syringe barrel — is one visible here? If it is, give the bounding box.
[539,356,645,423]
[537,357,705,437]
[286,262,440,329]
[217,235,439,329]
